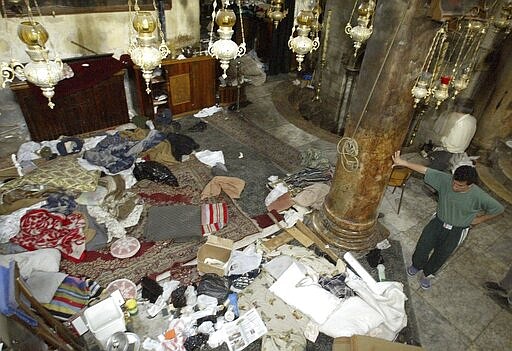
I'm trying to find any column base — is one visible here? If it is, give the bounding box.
[310,209,389,251]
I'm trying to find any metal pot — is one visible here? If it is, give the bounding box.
[106,332,140,351]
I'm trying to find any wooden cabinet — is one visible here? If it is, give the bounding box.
[11,55,130,141]
[135,55,216,119]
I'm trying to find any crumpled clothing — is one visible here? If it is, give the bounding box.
[292,183,330,210]
[83,133,135,173]
[201,203,228,235]
[0,197,45,216]
[283,167,332,192]
[142,140,178,167]
[194,150,225,167]
[318,273,354,299]
[201,176,245,200]
[267,192,294,213]
[42,193,77,215]
[237,269,309,351]
[264,183,289,206]
[167,133,200,161]
[83,131,165,174]
[300,148,331,170]
[86,204,143,242]
[10,209,86,261]
[269,262,341,324]
[0,201,46,243]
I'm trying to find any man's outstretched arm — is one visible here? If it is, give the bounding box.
[392,150,428,175]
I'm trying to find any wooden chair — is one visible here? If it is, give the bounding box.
[2,263,87,351]
[388,166,413,215]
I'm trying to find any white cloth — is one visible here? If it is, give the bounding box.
[86,204,143,242]
[194,150,225,167]
[26,271,68,304]
[346,279,408,340]
[227,244,262,276]
[320,296,384,338]
[0,201,46,243]
[435,112,477,153]
[269,262,340,324]
[265,183,289,206]
[0,248,61,279]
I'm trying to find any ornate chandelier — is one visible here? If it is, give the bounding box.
[345,0,376,57]
[288,8,320,71]
[1,1,64,109]
[411,19,485,109]
[128,0,170,94]
[208,0,246,79]
[267,0,288,28]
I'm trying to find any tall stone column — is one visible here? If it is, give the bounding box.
[472,34,512,152]
[311,0,439,250]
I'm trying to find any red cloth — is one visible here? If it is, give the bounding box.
[11,209,86,262]
[252,210,284,229]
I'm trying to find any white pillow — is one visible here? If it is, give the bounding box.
[320,296,384,338]
[0,248,61,278]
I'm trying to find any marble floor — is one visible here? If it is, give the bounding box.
[1,75,511,351]
[240,75,512,351]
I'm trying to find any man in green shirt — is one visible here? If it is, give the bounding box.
[392,151,505,289]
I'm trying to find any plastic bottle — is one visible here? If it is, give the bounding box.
[377,264,386,282]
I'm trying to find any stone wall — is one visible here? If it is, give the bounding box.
[0,1,200,61]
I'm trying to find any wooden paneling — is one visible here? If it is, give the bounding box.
[11,70,129,141]
[135,55,216,118]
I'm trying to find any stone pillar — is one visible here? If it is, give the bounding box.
[472,34,512,152]
[311,0,439,250]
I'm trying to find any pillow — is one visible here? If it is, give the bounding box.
[0,155,100,193]
[320,296,384,338]
[0,248,61,279]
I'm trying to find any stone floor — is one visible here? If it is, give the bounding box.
[1,74,511,351]
[240,75,512,351]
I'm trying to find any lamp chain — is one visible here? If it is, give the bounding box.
[208,0,218,48]
[345,0,359,33]
[152,0,166,45]
[414,26,444,88]
[338,3,409,172]
[237,0,246,49]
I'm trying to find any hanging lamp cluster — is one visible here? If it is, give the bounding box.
[411,19,486,109]
[288,5,320,71]
[1,0,64,109]
[267,0,288,28]
[128,0,170,94]
[208,0,246,79]
[345,0,376,57]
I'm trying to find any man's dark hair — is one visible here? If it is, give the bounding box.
[453,165,478,185]
[455,97,474,114]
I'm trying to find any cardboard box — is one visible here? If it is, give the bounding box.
[197,235,234,276]
[333,335,424,351]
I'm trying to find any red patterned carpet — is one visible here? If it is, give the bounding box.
[60,157,259,286]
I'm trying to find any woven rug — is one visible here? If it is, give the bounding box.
[60,157,259,286]
[206,112,303,173]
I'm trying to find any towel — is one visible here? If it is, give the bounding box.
[201,176,245,200]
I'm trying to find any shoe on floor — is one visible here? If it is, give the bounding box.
[420,277,431,290]
[487,292,512,313]
[484,281,508,296]
[407,265,420,277]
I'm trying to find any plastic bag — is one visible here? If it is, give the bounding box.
[196,273,230,302]
[133,161,179,186]
[184,333,209,351]
[171,286,187,308]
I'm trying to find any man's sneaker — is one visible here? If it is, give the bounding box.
[484,282,508,297]
[407,265,420,277]
[420,277,431,290]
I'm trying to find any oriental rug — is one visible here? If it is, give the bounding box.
[60,157,259,286]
